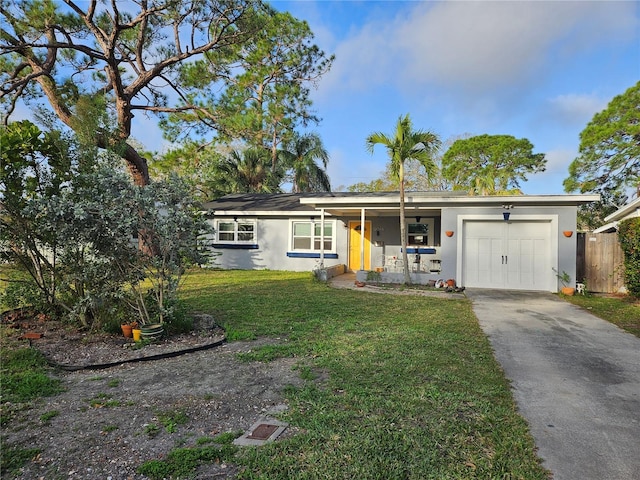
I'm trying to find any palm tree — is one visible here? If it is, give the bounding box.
[279,132,331,193]
[216,148,282,194]
[366,114,441,284]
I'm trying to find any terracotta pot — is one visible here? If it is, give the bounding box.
[445,231,454,237]
[561,287,575,296]
[563,231,573,238]
[121,324,133,338]
[446,279,456,287]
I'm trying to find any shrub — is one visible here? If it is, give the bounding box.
[618,218,640,297]
[1,121,209,331]
[0,272,44,311]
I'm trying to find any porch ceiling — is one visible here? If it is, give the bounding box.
[319,207,442,217]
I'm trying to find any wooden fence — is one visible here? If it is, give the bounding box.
[576,233,625,293]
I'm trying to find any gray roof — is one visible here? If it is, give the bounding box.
[202,193,330,213]
[202,191,462,213]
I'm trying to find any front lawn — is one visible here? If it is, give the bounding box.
[563,293,640,338]
[179,269,549,479]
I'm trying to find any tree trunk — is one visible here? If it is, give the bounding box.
[399,162,411,285]
[122,144,150,187]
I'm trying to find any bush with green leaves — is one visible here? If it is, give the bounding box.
[618,218,640,297]
[126,176,210,326]
[1,120,209,330]
[0,272,44,312]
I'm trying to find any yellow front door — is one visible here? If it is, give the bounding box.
[348,221,371,271]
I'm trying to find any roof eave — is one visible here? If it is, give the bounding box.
[603,196,640,223]
[301,194,601,209]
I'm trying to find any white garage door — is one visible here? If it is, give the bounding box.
[463,221,551,290]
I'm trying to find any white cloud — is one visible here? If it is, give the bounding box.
[546,94,608,126]
[544,147,577,174]
[317,0,637,98]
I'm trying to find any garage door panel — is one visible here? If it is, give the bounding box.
[464,221,551,291]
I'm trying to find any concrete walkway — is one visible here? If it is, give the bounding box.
[465,289,640,480]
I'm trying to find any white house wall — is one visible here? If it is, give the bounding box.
[205,216,349,272]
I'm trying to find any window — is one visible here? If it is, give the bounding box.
[215,219,256,244]
[291,221,334,252]
[407,219,434,245]
[408,223,428,245]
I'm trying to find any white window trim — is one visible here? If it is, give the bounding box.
[288,219,337,253]
[214,218,258,244]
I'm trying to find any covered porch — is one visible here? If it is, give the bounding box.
[301,192,450,284]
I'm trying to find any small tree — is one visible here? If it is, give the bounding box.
[279,132,331,193]
[366,114,441,284]
[1,121,140,326]
[126,176,210,326]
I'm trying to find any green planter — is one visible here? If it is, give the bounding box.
[140,323,164,340]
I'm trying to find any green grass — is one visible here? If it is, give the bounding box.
[563,293,640,337]
[157,409,189,433]
[138,431,243,479]
[137,444,239,480]
[177,269,550,479]
[86,392,121,408]
[0,343,63,475]
[0,346,63,406]
[0,444,41,478]
[39,410,60,425]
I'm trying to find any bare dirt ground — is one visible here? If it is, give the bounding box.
[2,314,306,479]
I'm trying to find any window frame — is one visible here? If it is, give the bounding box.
[406,218,435,246]
[289,219,336,253]
[214,218,257,245]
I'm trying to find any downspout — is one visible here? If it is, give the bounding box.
[360,208,366,271]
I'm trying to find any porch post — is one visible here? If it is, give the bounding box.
[360,208,366,271]
[319,208,325,268]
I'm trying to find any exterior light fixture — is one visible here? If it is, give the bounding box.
[502,204,513,221]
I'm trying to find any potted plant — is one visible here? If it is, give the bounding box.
[121,320,141,338]
[553,268,575,296]
[121,322,134,338]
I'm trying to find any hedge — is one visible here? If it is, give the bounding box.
[618,217,640,297]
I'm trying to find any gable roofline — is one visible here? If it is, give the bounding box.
[603,196,640,223]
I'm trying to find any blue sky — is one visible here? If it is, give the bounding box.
[263,0,639,193]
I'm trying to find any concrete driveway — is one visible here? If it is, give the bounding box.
[466,289,640,480]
